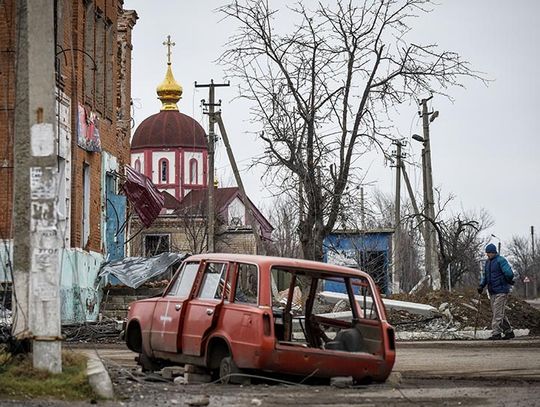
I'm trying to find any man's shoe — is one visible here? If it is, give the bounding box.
[503,331,515,340]
[488,334,503,340]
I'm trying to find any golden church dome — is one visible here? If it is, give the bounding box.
[156,62,183,111]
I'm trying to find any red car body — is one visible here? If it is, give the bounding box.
[125,253,396,383]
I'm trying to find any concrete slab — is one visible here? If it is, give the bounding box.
[320,291,439,316]
[81,349,115,399]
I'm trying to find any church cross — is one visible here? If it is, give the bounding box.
[163,35,176,64]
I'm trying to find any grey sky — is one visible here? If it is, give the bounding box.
[125,0,539,248]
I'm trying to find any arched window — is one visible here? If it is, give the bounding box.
[134,159,141,173]
[189,158,198,184]
[158,158,169,184]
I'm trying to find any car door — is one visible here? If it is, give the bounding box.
[181,262,229,356]
[149,261,200,354]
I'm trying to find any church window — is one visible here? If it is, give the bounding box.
[189,158,198,184]
[134,159,141,173]
[159,158,169,184]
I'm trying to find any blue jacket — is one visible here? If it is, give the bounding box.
[480,254,514,294]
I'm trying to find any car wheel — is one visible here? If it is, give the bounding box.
[138,352,159,372]
[218,356,249,384]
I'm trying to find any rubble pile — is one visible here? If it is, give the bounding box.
[388,290,540,335]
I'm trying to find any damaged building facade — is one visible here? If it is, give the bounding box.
[0,0,137,323]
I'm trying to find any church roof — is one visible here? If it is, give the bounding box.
[131,110,207,149]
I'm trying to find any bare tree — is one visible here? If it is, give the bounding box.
[220,0,485,261]
[507,235,539,298]
[264,196,301,258]
[420,201,493,289]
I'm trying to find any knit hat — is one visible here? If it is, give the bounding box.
[485,243,497,253]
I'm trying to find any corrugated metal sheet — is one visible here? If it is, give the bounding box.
[122,166,164,227]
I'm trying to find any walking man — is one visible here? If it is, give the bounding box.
[478,243,515,340]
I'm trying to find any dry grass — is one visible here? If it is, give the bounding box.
[0,348,98,400]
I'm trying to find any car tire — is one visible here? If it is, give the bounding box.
[219,356,249,385]
[138,352,159,372]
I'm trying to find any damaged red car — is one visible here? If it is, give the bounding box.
[125,253,396,383]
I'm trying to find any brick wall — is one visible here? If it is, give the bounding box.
[0,0,15,241]
[0,1,137,256]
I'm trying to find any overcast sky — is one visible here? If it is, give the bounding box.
[124,0,539,249]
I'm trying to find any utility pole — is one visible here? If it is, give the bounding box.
[215,113,266,255]
[13,0,62,372]
[420,97,440,290]
[391,140,404,293]
[360,187,366,230]
[195,80,229,253]
[532,226,535,259]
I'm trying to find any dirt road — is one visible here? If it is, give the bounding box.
[2,339,539,406]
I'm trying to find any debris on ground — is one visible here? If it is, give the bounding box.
[62,320,124,343]
[388,289,540,335]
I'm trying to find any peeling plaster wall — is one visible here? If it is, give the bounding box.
[0,240,13,282]
[60,248,103,323]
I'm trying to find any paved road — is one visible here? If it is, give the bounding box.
[80,338,540,381]
[394,338,540,380]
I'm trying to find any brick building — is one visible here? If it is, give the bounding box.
[0,1,137,322]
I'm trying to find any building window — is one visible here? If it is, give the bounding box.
[83,1,95,105]
[82,163,90,248]
[134,159,141,173]
[189,158,198,184]
[104,20,114,119]
[159,158,169,184]
[144,234,170,256]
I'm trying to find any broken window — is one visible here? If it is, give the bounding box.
[270,267,383,354]
[234,263,258,305]
[144,234,170,256]
[198,263,227,300]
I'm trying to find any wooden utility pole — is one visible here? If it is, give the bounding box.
[13,0,62,373]
[195,80,229,252]
[392,140,404,293]
[215,113,265,255]
[420,97,440,290]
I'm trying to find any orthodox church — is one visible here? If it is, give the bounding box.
[128,40,272,256]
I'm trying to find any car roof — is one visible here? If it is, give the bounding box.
[184,253,370,279]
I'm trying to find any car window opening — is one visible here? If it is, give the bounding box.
[271,267,383,355]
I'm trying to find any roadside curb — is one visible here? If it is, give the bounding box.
[82,349,115,399]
